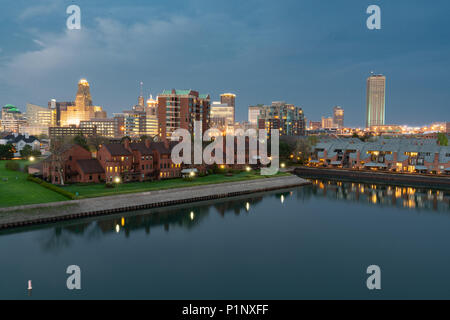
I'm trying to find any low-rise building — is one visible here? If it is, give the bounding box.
[309,138,450,174]
[0,133,40,157]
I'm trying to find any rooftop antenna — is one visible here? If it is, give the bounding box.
[140,81,144,97]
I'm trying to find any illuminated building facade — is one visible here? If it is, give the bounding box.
[366,74,386,128]
[210,101,235,131]
[257,102,305,136]
[21,103,57,136]
[248,105,263,125]
[1,104,26,133]
[321,117,336,129]
[333,106,344,128]
[80,118,123,138]
[59,79,107,127]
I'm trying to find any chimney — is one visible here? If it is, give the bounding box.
[25,133,29,139]
[124,138,130,150]
[145,138,151,149]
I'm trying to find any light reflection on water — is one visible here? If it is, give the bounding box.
[0,179,449,299]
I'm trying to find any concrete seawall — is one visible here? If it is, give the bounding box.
[0,175,310,230]
[294,167,450,189]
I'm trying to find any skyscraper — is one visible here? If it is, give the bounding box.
[220,93,236,124]
[366,74,386,128]
[248,105,262,125]
[59,79,107,127]
[333,106,344,128]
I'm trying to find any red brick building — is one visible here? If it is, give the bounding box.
[42,144,105,184]
[157,89,210,139]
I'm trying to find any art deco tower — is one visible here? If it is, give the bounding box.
[75,79,93,108]
[366,74,386,128]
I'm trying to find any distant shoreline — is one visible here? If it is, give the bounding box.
[0,175,310,230]
[293,167,450,190]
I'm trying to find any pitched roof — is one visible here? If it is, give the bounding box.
[129,142,153,155]
[3,134,39,143]
[103,143,132,156]
[149,141,177,155]
[76,159,105,174]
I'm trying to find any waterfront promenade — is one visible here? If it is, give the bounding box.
[0,175,309,229]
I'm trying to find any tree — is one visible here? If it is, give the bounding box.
[20,145,33,158]
[0,144,14,160]
[279,141,292,159]
[72,135,89,150]
[50,137,71,185]
[140,135,149,141]
[87,135,109,152]
[437,133,448,146]
[292,139,312,164]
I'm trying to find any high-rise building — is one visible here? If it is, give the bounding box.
[1,104,26,133]
[257,102,305,136]
[59,79,107,127]
[157,89,210,139]
[210,101,235,130]
[220,93,236,123]
[248,105,263,125]
[21,103,57,136]
[145,95,159,137]
[333,106,344,128]
[48,100,74,127]
[366,74,386,128]
[321,117,335,129]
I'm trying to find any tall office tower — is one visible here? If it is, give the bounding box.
[22,103,57,136]
[1,104,26,133]
[220,93,236,123]
[120,95,158,138]
[145,95,159,137]
[321,116,335,129]
[210,101,235,130]
[333,106,344,128]
[48,100,74,127]
[59,79,107,127]
[248,105,263,125]
[157,89,210,139]
[257,102,305,136]
[75,79,93,108]
[366,73,386,128]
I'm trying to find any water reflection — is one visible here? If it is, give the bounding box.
[308,179,449,212]
[1,180,448,254]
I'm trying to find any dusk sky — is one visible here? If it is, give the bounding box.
[0,0,449,127]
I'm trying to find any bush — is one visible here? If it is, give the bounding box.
[105,183,116,189]
[27,175,76,200]
[5,161,20,171]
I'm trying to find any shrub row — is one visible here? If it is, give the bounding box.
[5,161,20,171]
[27,175,77,200]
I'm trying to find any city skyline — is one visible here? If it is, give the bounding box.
[0,1,449,127]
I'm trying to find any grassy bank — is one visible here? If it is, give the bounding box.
[0,160,68,208]
[62,171,290,199]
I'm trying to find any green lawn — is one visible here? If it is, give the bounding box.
[62,171,290,199]
[0,160,68,208]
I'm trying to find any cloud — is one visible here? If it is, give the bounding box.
[18,0,60,20]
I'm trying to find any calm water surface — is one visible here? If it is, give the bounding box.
[0,179,449,299]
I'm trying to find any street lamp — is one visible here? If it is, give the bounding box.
[29,156,35,162]
[114,176,121,184]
